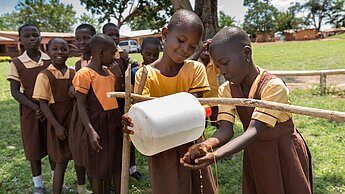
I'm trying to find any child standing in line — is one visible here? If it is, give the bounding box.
[70,23,96,194]
[130,37,161,85]
[181,26,313,194]
[74,24,96,71]
[102,22,144,181]
[122,9,217,194]
[7,24,54,194]
[33,38,74,194]
[73,34,123,193]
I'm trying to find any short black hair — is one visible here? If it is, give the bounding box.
[167,9,204,36]
[18,23,40,37]
[89,33,115,54]
[47,37,68,50]
[75,24,96,35]
[210,26,251,52]
[141,37,161,50]
[102,23,118,33]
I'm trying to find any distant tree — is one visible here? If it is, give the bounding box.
[299,0,333,30]
[78,13,102,32]
[15,0,76,32]
[327,0,345,27]
[243,0,279,35]
[276,3,304,32]
[0,12,21,31]
[218,11,236,28]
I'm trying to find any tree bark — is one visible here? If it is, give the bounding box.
[170,0,219,41]
[194,0,219,40]
[170,0,192,11]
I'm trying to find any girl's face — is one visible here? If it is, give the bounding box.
[75,28,93,53]
[19,26,41,50]
[210,44,249,85]
[141,43,160,65]
[163,24,201,64]
[101,44,116,66]
[103,26,120,45]
[48,39,70,66]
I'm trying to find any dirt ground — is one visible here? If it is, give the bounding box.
[279,74,345,90]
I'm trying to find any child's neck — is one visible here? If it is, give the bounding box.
[155,54,183,77]
[241,65,260,95]
[82,52,91,61]
[26,49,41,63]
[53,63,67,75]
[89,58,108,76]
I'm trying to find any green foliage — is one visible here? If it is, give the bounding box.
[0,56,11,62]
[327,0,345,27]
[14,0,76,32]
[300,0,334,30]
[80,0,172,29]
[78,13,102,32]
[218,11,236,28]
[276,3,304,32]
[243,0,279,35]
[0,12,21,31]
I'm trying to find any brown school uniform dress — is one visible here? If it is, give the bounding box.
[68,56,91,166]
[7,51,50,161]
[218,67,313,194]
[33,64,75,162]
[72,67,123,179]
[134,60,217,194]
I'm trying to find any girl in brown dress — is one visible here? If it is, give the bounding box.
[181,26,313,194]
[33,38,74,194]
[73,34,123,194]
[7,24,53,193]
[70,23,96,194]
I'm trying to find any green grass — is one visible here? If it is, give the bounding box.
[1,40,345,193]
[330,33,345,39]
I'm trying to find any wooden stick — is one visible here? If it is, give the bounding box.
[270,69,345,76]
[107,92,345,122]
[120,64,131,194]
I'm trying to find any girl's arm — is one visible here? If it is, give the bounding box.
[182,119,267,169]
[10,80,44,120]
[76,92,102,152]
[39,100,67,140]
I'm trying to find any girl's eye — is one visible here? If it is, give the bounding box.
[177,38,184,43]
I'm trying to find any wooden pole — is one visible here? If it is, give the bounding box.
[120,64,131,194]
[320,73,327,95]
[107,92,345,122]
[119,66,148,194]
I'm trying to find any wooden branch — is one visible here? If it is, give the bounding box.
[270,69,345,76]
[120,64,131,194]
[107,92,345,122]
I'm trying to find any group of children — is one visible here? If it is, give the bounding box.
[8,8,313,194]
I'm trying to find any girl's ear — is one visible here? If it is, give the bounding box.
[243,45,252,63]
[162,27,169,43]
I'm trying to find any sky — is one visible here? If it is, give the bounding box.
[0,0,330,32]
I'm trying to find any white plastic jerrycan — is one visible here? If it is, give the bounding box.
[127,92,207,156]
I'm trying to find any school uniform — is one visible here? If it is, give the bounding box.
[7,51,50,161]
[68,56,91,166]
[202,60,219,98]
[33,64,74,162]
[218,66,313,194]
[72,67,123,179]
[75,55,91,72]
[134,60,217,194]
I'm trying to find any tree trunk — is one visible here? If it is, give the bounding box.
[194,0,219,40]
[170,0,219,41]
[170,0,192,11]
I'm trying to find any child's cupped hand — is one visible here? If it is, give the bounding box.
[89,130,102,152]
[121,114,134,135]
[55,125,68,141]
[180,143,215,170]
